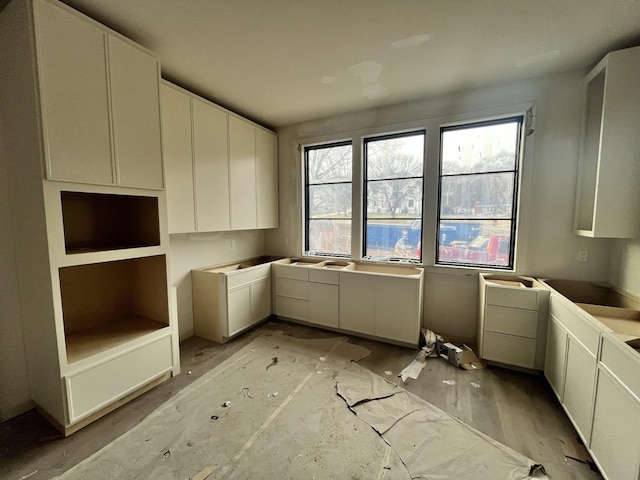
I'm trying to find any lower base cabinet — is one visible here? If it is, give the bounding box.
[273,260,424,346]
[193,259,276,343]
[308,283,339,328]
[544,315,568,399]
[562,337,597,443]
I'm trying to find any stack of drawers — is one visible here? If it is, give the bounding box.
[478,274,550,370]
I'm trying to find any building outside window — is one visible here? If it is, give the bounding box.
[436,116,524,269]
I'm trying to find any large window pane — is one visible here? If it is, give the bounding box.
[307,144,352,183]
[304,141,352,256]
[441,122,519,175]
[365,220,421,259]
[437,220,513,267]
[366,178,423,217]
[308,184,352,218]
[364,131,425,261]
[307,219,351,256]
[367,134,424,180]
[437,117,523,269]
[440,173,514,219]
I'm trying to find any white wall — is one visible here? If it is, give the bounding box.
[266,71,613,343]
[609,240,640,298]
[169,230,265,339]
[0,132,33,422]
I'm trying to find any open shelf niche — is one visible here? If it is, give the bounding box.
[59,255,170,364]
[61,191,161,254]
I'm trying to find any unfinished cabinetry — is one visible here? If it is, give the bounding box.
[339,264,424,346]
[34,0,163,189]
[229,116,279,230]
[478,274,549,370]
[192,257,280,343]
[590,333,640,480]
[0,0,179,435]
[160,81,278,234]
[574,45,640,238]
[159,82,230,233]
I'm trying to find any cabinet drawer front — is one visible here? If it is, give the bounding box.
[275,278,308,300]
[482,332,536,368]
[600,333,640,399]
[308,268,340,285]
[486,286,537,309]
[485,306,538,338]
[275,296,308,321]
[226,265,270,288]
[550,295,601,355]
[272,264,309,281]
[65,335,173,423]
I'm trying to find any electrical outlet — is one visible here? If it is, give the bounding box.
[230,239,236,249]
[578,250,588,262]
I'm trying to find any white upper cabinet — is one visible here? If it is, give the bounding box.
[192,99,230,232]
[34,0,113,185]
[108,36,164,189]
[229,116,258,230]
[574,46,640,238]
[160,82,278,234]
[33,0,164,190]
[159,84,196,233]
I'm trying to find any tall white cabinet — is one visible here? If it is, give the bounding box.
[34,0,164,190]
[0,0,179,435]
[160,81,279,234]
[574,45,640,238]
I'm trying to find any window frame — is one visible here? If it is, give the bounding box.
[303,140,353,257]
[298,103,534,272]
[362,129,426,262]
[435,115,525,270]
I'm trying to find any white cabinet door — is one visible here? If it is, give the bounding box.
[251,278,271,323]
[108,36,163,189]
[228,285,252,337]
[590,369,640,480]
[563,337,597,443]
[192,99,230,231]
[34,0,113,185]
[229,116,257,230]
[375,276,419,344]
[160,84,196,233]
[544,315,568,400]
[339,273,376,335]
[256,128,278,229]
[309,283,339,328]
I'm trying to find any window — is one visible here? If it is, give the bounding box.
[363,131,425,261]
[304,141,352,256]
[436,116,524,269]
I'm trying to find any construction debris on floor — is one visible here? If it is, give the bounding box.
[52,331,543,480]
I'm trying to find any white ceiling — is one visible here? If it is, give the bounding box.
[15,1,640,128]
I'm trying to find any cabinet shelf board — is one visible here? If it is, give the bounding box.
[65,315,169,364]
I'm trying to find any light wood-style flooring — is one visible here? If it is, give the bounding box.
[0,320,603,480]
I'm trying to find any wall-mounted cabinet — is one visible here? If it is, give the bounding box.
[160,81,278,234]
[574,45,640,238]
[34,0,164,190]
[0,0,178,435]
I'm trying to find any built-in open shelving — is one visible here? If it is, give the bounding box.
[61,191,160,254]
[59,255,169,364]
